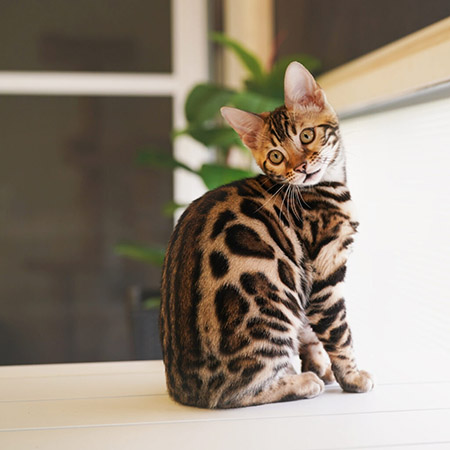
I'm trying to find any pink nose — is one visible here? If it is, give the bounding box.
[294,162,307,173]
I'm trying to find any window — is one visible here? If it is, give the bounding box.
[0,0,209,364]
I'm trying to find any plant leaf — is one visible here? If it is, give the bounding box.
[163,200,185,217]
[142,297,161,310]
[185,83,236,125]
[136,149,195,173]
[198,163,256,190]
[115,243,165,266]
[184,126,245,150]
[231,90,282,114]
[210,32,264,81]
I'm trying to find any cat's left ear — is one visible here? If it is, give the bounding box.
[284,61,327,110]
[221,106,264,149]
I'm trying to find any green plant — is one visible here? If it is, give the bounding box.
[115,33,320,287]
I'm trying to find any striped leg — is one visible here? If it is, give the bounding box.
[307,263,374,393]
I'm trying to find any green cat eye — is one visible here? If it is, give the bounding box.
[268,150,284,165]
[300,128,315,144]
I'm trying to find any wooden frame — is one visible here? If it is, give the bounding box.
[223,0,274,87]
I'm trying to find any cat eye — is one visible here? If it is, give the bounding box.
[268,150,284,165]
[300,128,315,144]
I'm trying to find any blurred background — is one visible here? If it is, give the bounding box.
[1,0,449,366]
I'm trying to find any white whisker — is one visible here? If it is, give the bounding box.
[279,185,289,222]
[255,182,285,213]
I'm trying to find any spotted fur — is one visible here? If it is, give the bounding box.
[160,62,373,408]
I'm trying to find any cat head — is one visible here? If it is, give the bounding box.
[221,62,343,186]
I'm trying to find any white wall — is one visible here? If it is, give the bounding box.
[341,94,450,384]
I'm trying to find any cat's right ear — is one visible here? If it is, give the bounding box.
[284,61,326,110]
[221,107,264,149]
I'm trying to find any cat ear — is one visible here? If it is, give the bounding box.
[284,61,326,109]
[221,106,264,149]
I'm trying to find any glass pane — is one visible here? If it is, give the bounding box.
[0,95,173,364]
[0,0,171,72]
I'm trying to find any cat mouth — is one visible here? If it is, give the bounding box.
[304,168,321,181]
[281,165,325,186]
[293,166,324,186]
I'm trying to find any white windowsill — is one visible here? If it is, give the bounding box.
[0,360,449,449]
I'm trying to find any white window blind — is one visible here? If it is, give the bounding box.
[340,89,450,384]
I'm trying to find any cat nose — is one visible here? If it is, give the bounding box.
[294,162,307,173]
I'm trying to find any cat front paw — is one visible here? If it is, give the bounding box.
[297,372,326,398]
[338,370,374,393]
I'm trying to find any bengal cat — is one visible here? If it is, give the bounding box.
[160,62,374,408]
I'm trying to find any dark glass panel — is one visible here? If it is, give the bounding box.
[0,95,173,364]
[0,0,171,72]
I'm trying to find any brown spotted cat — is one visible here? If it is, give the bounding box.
[160,62,373,408]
